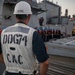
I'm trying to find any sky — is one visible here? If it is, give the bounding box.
[53,0,75,16]
[37,0,75,17]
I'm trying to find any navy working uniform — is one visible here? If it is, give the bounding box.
[0,22,49,75]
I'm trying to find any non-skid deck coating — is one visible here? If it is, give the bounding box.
[0,55,75,75]
[0,63,5,75]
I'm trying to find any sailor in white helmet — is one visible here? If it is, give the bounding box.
[0,1,49,75]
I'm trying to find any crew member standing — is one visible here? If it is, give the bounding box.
[39,17,44,26]
[0,1,49,75]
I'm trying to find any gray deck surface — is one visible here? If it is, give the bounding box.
[0,63,5,75]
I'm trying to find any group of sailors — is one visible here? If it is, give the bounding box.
[36,27,61,42]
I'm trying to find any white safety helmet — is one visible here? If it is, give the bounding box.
[13,1,32,14]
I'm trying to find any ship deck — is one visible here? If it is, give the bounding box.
[0,55,75,75]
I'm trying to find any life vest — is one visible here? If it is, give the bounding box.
[1,23,37,74]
